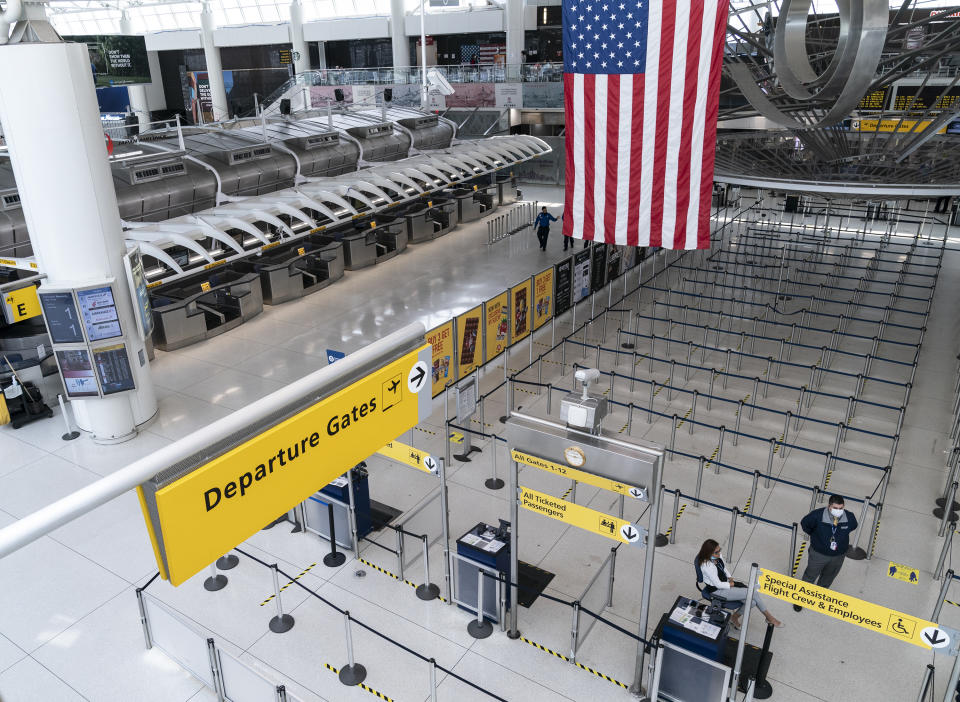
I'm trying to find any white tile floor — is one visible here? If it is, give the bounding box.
[1,187,959,702]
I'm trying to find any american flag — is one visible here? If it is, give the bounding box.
[561,0,729,249]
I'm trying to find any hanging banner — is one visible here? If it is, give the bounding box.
[757,568,938,649]
[426,321,455,397]
[554,257,573,316]
[455,305,483,378]
[519,486,644,545]
[533,268,554,330]
[511,279,532,343]
[484,291,510,363]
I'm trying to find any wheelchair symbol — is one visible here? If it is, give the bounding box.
[887,614,916,638]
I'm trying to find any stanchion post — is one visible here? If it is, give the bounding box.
[729,564,759,700]
[268,564,295,633]
[439,457,453,604]
[669,489,680,545]
[206,638,225,702]
[716,426,726,474]
[933,569,954,622]
[868,502,883,560]
[508,458,520,638]
[934,523,955,581]
[728,507,739,556]
[944,646,960,702]
[695,456,705,507]
[346,467,360,559]
[747,471,759,524]
[765,438,776,488]
[57,395,80,441]
[428,658,438,702]
[338,611,367,685]
[135,587,153,649]
[669,414,678,460]
[570,599,582,661]
[203,562,227,592]
[789,523,798,574]
[940,483,958,537]
[467,570,494,639]
[323,502,347,567]
[846,495,872,560]
[416,534,440,601]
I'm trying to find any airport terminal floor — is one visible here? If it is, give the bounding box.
[2,184,960,702]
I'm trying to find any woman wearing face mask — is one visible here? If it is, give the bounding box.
[696,539,783,629]
[793,494,859,612]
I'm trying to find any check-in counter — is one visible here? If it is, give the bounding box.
[236,240,345,305]
[313,217,407,270]
[495,174,519,206]
[450,187,484,223]
[474,183,498,215]
[150,269,263,351]
[400,204,436,243]
[429,198,458,237]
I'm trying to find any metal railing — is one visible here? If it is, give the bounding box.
[487,201,537,245]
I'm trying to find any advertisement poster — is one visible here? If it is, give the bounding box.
[573,249,592,303]
[533,268,554,330]
[426,321,455,396]
[484,291,510,363]
[66,34,151,87]
[606,246,623,283]
[591,243,608,293]
[511,279,532,343]
[455,305,483,378]
[554,257,573,316]
[56,349,99,398]
[187,70,235,123]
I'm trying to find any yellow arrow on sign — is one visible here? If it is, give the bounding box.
[758,568,936,649]
[377,439,436,474]
[519,486,641,545]
[512,449,645,500]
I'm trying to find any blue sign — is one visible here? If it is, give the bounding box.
[326,349,346,365]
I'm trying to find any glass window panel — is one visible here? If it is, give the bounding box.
[225,8,244,23]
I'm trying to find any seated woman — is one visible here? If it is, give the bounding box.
[696,539,782,629]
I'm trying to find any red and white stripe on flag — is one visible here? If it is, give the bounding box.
[562,0,728,249]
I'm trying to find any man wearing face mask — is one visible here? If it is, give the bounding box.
[793,495,859,612]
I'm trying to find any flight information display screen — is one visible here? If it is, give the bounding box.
[76,286,123,341]
[93,343,136,395]
[38,291,85,344]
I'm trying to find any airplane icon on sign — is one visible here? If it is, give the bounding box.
[387,378,400,393]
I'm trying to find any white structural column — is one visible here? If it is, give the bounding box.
[390,0,408,69]
[505,0,524,67]
[200,1,229,121]
[0,41,157,442]
[289,0,309,75]
[120,10,151,130]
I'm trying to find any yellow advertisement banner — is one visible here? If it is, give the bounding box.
[519,486,642,544]
[377,439,437,474]
[455,305,483,379]
[484,291,509,363]
[852,118,946,134]
[150,344,431,585]
[426,321,454,397]
[511,449,646,500]
[511,279,532,343]
[758,568,935,649]
[533,268,554,330]
[3,286,42,322]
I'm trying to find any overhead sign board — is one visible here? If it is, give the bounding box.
[138,344,432,585]
[757,568,940,650]
[519,486,643,545]
[2,285,41,324]
[511,449,647,500]
[377,439,436,474]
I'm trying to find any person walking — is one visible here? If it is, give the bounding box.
[793,494,859,611]
[534,206,558,251]
[696,539,782,629]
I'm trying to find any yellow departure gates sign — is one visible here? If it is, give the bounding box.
[142,344,432,585]
[377,439,437,474]
[519,486,642,545]
[511,449,647,500]
[758,568,936,649]
[3,286,42,323]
